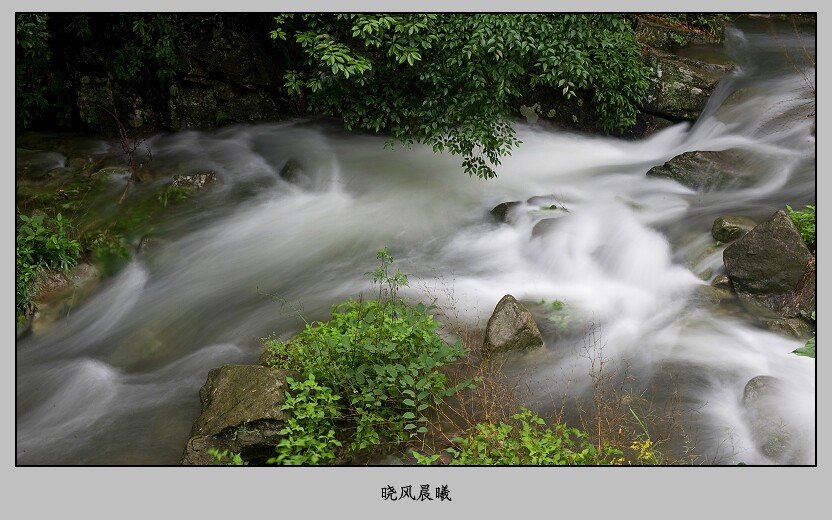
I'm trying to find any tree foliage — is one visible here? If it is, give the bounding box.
[15,13,181,131]
[16,14,52,130]
[272,14,651,179]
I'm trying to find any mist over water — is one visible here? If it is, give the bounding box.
[16,18,815,465]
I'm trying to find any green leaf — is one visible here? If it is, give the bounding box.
[792,337,816,358]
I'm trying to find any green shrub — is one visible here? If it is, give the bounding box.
[268,374,343,465]
[418,408,620,465]
[16,212,81,317]
[262,248,473,461]
[786,204,815,247]
[87,231,131,275]
[158,184,191,207]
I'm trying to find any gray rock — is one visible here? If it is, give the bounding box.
[181,364,297,465]
[723,210,812,314]
[712,216,758,243]
[760,317,813,340]
[711,274,733,291]
[646,150,754,192]
[172,171,217,188]
[482,295,544,358]
[694,284,734,305]
[490,201,521,224]
[642,49,732,121]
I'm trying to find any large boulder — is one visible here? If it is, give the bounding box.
[482,295,544,358]
[722,210,812,314]
[181,364,296,465]
[646,150,755,192]
[642,49,732,121]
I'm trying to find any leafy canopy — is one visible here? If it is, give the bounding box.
[272,14,650,179]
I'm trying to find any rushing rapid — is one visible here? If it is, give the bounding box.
[16,17,815,465]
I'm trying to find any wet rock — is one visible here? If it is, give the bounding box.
[760,317,813,339]
[172,171,217,188]
[181,364,297,465]
[482,295,544,359]
[712,216,758,243]
[490,201,522,224]
[279,158,304,183]
[642,49,733,121]
[646,150,755,192]
[723,211,812,314]
[712,274,733,291]
[694,284,735,305]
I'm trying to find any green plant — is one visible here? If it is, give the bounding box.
[659,14,725,37]
[16,211,81,317]
[423,408,620,465]
[273,14,649,179]
[268,374,343,465]
[262,248,473,460]
[207,448,248,465]
[215,110,231,125]
[112,14,180,87]
[540,298,571,333]
[786,204,815,247]
[158,185,191,207]
[87,231,131,275]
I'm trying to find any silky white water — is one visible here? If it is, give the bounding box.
[16,17,815,465]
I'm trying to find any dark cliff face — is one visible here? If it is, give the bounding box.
[37,13,299,136]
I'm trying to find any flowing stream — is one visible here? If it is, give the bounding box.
[16,17,816,465]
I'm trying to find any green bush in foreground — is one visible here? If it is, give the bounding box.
[262,248,473,462]
[414,408,622,465]
[267,374,343,465]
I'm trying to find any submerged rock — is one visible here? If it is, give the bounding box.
[742,375,801,463]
